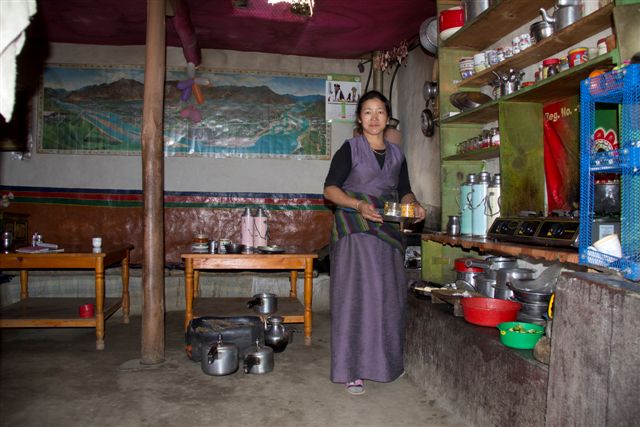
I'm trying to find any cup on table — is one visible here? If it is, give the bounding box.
[92,237,102,249]
[593,233,622,258]
[79,303,95,318]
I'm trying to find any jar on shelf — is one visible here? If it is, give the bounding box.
[559,57,570,72]
[490,127,500,147]
[486,49,499,66]
[459,56,475,79]
[496,47,505,62]
[481,130,492,148]
[503,46,513,58]
[519,33,531,51]
[597,37,608,56]
[542,58,560,79]
[473,52,487,73]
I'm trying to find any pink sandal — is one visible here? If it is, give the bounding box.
[345,379,365,395]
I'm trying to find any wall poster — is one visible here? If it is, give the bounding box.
[37,64,329,159]
[325,74,361,123]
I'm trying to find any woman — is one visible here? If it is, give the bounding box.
[323,90,426,395]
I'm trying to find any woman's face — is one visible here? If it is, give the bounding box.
[359,98,388,138]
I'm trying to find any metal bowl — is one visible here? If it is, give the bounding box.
[224,243,246,254]
[449,91,493,111]
[511,287,552,304]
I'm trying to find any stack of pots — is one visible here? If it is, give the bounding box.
[454,258,485,290]
[464,256,518,297]
[494,267,535,300]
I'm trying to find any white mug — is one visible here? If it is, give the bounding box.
[92,237,102,248]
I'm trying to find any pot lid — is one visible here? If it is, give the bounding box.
[454,257,484,272]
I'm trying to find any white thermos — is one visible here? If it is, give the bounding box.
[486,174,501,231]
[241,208,254,248]
[253,207,269,247]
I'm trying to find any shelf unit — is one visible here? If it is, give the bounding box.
[423,1,625,284]
[442,50,617,125]
[457,3,616,88]
[578,64,640,281]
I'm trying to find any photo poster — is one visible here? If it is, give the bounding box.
[325,74,361,123]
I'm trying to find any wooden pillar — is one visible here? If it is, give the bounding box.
[141,0,166,364]
[373,51,383,92]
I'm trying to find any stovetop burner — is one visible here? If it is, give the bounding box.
[488,215,580,248]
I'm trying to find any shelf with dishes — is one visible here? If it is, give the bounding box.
[441,50,617,125]
[442,146,500,162]
[440,0,555,50]
[456,3,615,88]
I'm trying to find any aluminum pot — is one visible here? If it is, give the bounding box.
[506,282,553,303]
[496,267,535,288]
[247,292,277,315]
[518,300,549,319]
[200,335,239,376]
[475,276,497,298]
[465,256,518,280]
[243,339,274,374]
[530,20,554,43]
[492,284,513,300]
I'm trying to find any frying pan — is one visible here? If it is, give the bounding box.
[421,108,435,137]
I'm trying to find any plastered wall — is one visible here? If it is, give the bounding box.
[0,43,442,263]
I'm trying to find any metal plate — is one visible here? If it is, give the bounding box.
[257,245,286,254]
[449,91,493,111]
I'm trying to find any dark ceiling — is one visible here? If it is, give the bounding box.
[34,0,437,59]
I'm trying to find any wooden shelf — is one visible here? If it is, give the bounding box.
[458,3,615,88]
[193,297,305,324]
[441,50,616,125]
[442,146,500,161]
[0,297,122,327]
[441,0,555,50]
[422,233,580,264]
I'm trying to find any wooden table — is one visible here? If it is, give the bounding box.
[182,251,317,345]
[0,244,133,350]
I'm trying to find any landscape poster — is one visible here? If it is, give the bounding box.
[37,64,328,159]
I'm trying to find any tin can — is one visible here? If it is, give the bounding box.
[597,38,607,55]
[503,46,513,58]
[218,238,231,254]
[512,36,521,55]
[519,33,531,51]
[485,49,498,65]
[496,47,505,62]
[568,48,588,67]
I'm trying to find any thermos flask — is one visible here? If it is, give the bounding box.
[460,173,476,236]
[486,173,501,231]
[241,208,254,248]
[253,207,269,247]
[472,171,491,237]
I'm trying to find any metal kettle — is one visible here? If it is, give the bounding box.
[540,1,583,32]
[264,316,294,353]
[243,339,274,374]
[200,334,239,376]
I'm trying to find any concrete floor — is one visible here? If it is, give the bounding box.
[1,311,466,427]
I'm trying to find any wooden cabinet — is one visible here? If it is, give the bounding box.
[436,0,620,227]
[0,212,29,247]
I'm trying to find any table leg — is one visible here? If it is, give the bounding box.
[19,270,28,300]
[185,259,194,330]
[289,270,298,298]
[95,257,105,350]
[121,249,130,324]
[303,257,313,345]
[194,270,200,298]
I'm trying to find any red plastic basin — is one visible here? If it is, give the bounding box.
[460,297,521,327]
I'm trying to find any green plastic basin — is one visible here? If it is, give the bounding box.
[497,321,544,349]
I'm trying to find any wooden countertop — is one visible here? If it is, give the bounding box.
[422,233,579,264]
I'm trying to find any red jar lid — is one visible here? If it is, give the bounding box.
[454,258,484,273]
[543,58,560,65]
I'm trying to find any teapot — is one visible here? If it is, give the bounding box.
[243,339,274,374]
[264,316,294,353]
[540,0,583,32]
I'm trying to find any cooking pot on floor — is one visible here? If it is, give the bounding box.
[243,339,274,374]
[200,334,239,376]
[247,292,277,315]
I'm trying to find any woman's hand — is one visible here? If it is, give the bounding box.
[358,202,383,223]
[412,203,426,223]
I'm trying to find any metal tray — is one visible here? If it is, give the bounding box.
[382,213,413,223]
[256,245,286,254]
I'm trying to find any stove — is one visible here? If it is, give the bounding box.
[488,215,580,248]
